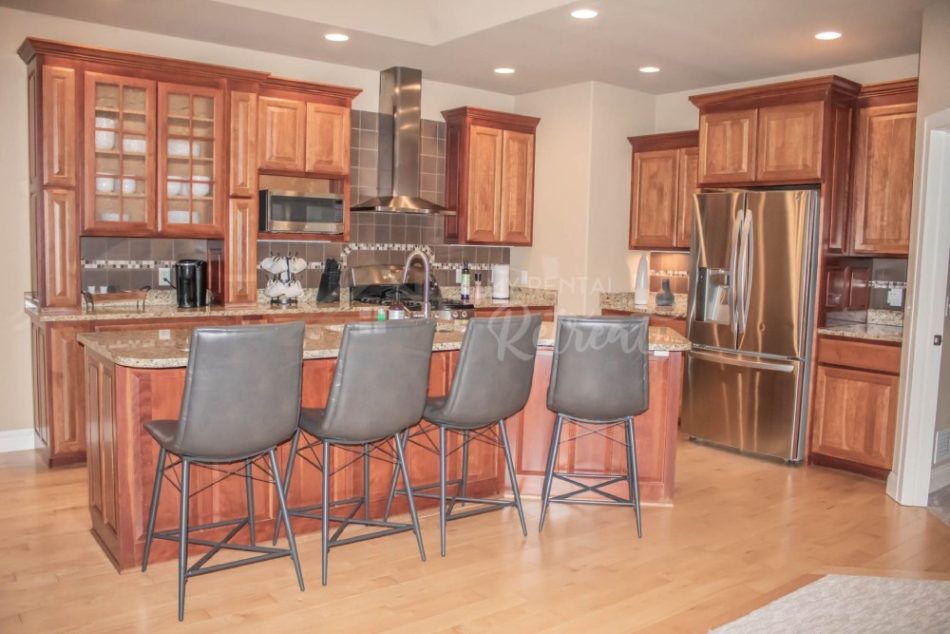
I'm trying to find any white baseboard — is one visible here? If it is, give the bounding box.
[0,428,36,453]
[930,461,950,493]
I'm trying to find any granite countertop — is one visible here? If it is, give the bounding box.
[600,291,688,319]
[27,286,557,323]
[817,321,904,344]
[77,322,691,369]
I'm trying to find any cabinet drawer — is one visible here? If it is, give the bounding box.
[816,336,901,374]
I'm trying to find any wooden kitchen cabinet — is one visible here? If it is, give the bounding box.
[809,336,902,477]
[755,102,824,182]
[697,110,756,184]
[691,76,859,187]
[258,96,306,171]
[849,80,918,255]
[627,131,698,250]
[305,102,350,175]
[443,107,540,245]
[258,93,355,176]
[158,82,226,237]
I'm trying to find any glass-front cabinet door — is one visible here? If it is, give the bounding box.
[83,72,156,234]
[158,83,224,236]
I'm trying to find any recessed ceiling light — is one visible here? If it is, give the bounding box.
[494,67,516,75]
[570,8,598,19]
[814,31,842,40]
[325,33,350,42]
[639,66,660,74]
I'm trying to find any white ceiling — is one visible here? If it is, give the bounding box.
[1,0,926,95]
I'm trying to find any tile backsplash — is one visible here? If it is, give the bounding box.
[648,252,690,294]
[80,110,508,295]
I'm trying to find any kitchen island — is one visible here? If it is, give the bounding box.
[78,321,689,571]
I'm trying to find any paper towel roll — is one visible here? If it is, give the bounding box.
[492,264,510,299]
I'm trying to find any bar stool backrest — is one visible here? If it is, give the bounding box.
[321,319,437,442]
[175,323,305,459]
[438,314,542,426]
[547,316,650,422]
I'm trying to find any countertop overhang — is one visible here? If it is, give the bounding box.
[78,322,691,369]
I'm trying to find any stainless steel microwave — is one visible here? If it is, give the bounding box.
[259,190,345,234]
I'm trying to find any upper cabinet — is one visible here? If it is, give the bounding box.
[849,79,918,256]
[257,82,357,177]
[627,131,698,250]
[691,76,860,188]
[443,107,540,245]
[19,38,361,309]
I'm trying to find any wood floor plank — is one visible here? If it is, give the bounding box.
[0,438,948,632]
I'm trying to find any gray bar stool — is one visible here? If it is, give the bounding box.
[141,323,306,621]
[539,315,650,538]
[384,314,542,556]
[277,318,436,585]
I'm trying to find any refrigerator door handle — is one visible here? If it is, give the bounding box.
[729,208,744,338]
[690,349,796,373]
[739,211,754,333]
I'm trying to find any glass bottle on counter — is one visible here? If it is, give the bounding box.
[460,263,471,301]
[474,272,483,302]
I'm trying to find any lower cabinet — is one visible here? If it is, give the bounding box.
[809,336,901,477]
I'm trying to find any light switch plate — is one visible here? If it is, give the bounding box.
[887,287,904,307]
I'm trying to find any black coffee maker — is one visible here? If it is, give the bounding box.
[174,259,208,308]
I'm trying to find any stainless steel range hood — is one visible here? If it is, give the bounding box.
[352,67,453,215]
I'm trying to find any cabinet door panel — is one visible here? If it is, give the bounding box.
[629,149,678,248]
[229,91,258,197]
[811,365,898,469]
[225,197,259,305]
[755,102,823,182]
[41,65,78,187]
[158,82,226,237]
[500,129,534,245]
[851,104,916,255]
[83,72,157,234]
[31,323,50,447]
[48,326,87,458]
[674,147,699,249]
[43,189,80,308]
[698,109,756,184]
[258,96,306,171]
[305,102,349,175]
[467,125,503,243]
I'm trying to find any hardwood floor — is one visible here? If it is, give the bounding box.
[1,437,949,632]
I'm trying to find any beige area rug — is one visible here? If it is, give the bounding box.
[711,575,950,633]
[929,485,950,525]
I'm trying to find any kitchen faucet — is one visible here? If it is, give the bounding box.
[402,248,431,319]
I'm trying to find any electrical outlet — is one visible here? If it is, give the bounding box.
[887,287,904,307]
[158,267,173,286]
[455,268,462,283]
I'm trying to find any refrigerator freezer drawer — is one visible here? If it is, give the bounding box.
[681,349,805,461]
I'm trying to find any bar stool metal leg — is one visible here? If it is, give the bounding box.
[363,443,371,520]
[177,458,191,622]
[438,426,448,557]
[538,414,564,533]
[498,419,527,537]
[459,430,470,501]
[142,447,166,572]
[395,432,426,562]
[273,430,300,545]
[268,448,305,591]
[382,430,405,522]
[624,417,642,538]
[245,459,256,546]
[321,441,331,586]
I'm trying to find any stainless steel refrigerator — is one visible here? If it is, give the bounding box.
[681,189,820,462]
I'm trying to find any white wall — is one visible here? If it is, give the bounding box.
[653,54,920,133]
[511,83,593,315]
[0,6,515,434]
[511,81,656,315]
[586,82,655,311]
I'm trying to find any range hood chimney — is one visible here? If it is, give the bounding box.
[352,67,453,215]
